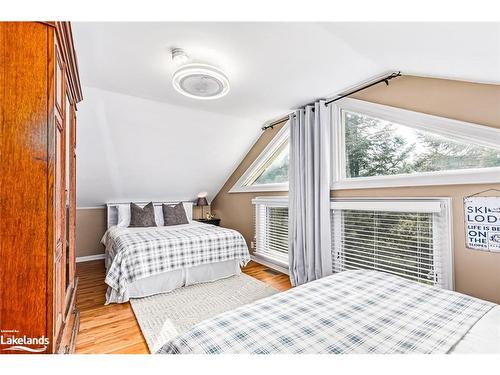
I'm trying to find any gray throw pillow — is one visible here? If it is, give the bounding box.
[128,202,157,227]
[163,202,189,226]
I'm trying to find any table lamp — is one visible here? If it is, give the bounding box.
[196,192,209,219]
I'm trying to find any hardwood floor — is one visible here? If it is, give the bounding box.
[75,260,291,354]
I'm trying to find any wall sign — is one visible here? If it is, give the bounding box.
[464,196,500,252]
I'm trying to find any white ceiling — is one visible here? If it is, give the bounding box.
[73,22,500,123]
[76,86,259,207]
[72,22,500,206]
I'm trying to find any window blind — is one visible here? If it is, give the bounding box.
[254,201,289,264]
[331,200,452,289]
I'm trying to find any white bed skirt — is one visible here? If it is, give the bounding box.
[106,259,242,303]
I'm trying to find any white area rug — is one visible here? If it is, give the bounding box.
[130,274,278,353]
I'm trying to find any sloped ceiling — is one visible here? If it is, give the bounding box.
[73,22,500,207]
[76,87,258,207]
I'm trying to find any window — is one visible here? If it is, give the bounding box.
[252,142,289,185]
[251,196,452,287]
[230,123,289,192]
[331,198,453,289]
[332,99,500,189]
[233,99,500,193]
[344,110,500,178]
[252,196,289,267]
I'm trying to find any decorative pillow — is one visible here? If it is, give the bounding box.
[117,204,131,227]
[163,202,189,226]
[128,202,157,227]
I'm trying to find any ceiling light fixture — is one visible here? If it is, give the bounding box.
[171,47,189,65]
[172,63,230,100]
[171,48,230,100]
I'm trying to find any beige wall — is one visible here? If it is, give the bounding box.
[76,208,106,257]
[211,75,500,303]
[351,75,500,129]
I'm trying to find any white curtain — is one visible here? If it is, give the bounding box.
[288,100,332,286]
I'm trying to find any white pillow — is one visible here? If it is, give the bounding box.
[154,205,164,226]
[117,204,131,227]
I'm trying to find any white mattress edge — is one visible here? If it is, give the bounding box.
[450,305,500,353]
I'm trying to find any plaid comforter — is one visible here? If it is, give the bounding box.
[105,224,250,304]
[158,270,495,354]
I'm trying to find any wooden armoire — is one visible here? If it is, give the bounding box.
[0,22,83,354]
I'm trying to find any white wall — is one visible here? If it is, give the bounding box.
[76,87,260,207]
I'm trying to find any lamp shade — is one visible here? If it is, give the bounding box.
[196,197,209,207]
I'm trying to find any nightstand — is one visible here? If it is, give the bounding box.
[194,218,221,226]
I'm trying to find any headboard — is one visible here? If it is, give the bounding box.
[106,201,194,229]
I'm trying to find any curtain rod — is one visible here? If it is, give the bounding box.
[261,71,402,131]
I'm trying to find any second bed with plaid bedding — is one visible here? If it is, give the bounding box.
[158,270,495,354]
[105,223,250,304]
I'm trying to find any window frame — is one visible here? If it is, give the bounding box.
[229,122,289,193]
[330,197,454,290]
[331,98,500,190]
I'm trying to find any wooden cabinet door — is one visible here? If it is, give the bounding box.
[53,41,67,340]
[0,21,52,353]
[54,115,66,340]
[68,106,77,287]
[63,93,76,314]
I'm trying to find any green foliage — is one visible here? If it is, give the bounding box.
[345,113,415,177]
[253,146,289,184]
[412,133,500,172]
[345,111,500,177]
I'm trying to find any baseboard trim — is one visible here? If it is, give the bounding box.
[250,254,289,275]
[76,254,105,263]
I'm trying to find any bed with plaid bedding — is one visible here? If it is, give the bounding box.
[157,270,496,354]
[104,223,250,304]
